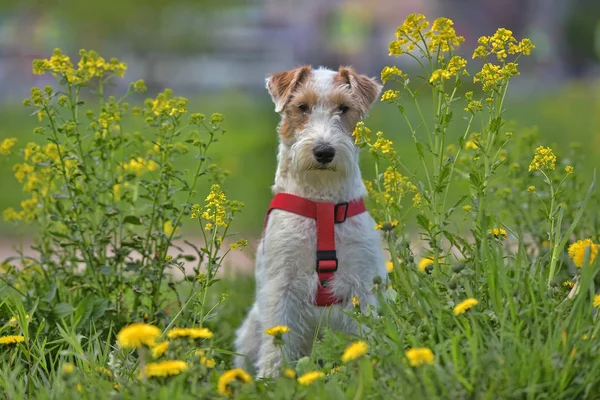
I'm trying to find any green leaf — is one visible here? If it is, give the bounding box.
[123,215,142,225]
[53,303,75,318]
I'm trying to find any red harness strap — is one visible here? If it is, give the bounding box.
[265,193,367,307]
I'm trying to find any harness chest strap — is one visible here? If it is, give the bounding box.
[265,193,367,307]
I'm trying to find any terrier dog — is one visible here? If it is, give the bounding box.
[234,65,387,377]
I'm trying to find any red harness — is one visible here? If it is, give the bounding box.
[265,193,367,307]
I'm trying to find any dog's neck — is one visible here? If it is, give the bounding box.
[272,144,366,203]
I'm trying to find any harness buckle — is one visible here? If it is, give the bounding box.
[316,250,338,272]
[334,202,349,223]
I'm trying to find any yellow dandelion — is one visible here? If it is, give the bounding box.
[453,298,479,315]
[594,294,600,308]
[143,360,188,378]
[151,342,169,358]
[488,227,508,240]
[62,363,74,374]
[418,257,434,272]
[217,369,252,396]
[297,371,325,385]
[568,239,599,267]
[386,261,394,273]
[341,341,368,362]
[405,347,434,367]
[167,327,213,340]
[284,369,296,379]
[116,323,161,349]
[563,281,575,289]
[0,335,25,345]
[265,325,290,337]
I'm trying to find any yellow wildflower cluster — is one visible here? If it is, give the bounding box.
[218,368,252,396]
[151,342,169,358]
[117,323,161,349]
[229,239,248,251]
[146,89,188,118]
[380,66,405,84]
[473,62,520,91]
[33,48,127,84]
[473,28,535,61]
[429,56,467,83]
[167,327,214,340]
[488,227,508,240]
[196,349,216,368]
[380,90,400,102]
[352,122,372,145]
[565,165,574,174]
[0,138,17,155]
[0,335,25,345]
[389,14,463,56]
[143,360,188,379]
[370,131,395,155]
[453,298,479,315]
[297,371,325,385]
[568,239,598,267]
[529,146,557,171]
[122,157,159,177]
[405,347,434,367]
[382,167,416,196]
[341,341,368,362]
[192,184,229,229]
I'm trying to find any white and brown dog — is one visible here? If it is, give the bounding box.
[234,66,387,377]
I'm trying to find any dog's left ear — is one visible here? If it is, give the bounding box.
[336,67,382,116]
[266,65,312,113]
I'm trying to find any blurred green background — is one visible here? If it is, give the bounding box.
[0,0,599,236]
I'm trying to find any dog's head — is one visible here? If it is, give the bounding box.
[266,66,382,180]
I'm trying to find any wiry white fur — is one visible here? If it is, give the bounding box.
[234,67,386,377]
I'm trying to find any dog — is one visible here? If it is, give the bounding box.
[234,65,387,377]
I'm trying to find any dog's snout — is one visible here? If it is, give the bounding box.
[313,145,336,164]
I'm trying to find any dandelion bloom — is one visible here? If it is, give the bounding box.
[405,347,434,367]
[0,335,25,345]
[341,341,368,362]
[454,298,479,315]
[167,327,213,340]
[297,371,325,385]
[151,342,169,358]
[116,323,161,349]
[594,295,600,308]
[265,325,290,337]
[217,369,252,396]
[386,261,394,273]
[488,227,508,240]
[144,360,188,378]
[418,257,434,272]
[568,239,599,267]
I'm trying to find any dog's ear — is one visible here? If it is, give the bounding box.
[266,66,312,113]
[336,67,382,116]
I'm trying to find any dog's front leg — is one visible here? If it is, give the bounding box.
[256,282,310,378]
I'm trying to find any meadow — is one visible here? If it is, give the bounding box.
[1,14,600,399]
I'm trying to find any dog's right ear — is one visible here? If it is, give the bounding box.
[266,66,312,113]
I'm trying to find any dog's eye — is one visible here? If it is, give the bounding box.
[298,103,310,114]
[338,104,349,114]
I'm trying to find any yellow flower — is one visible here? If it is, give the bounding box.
[143,360,188,378]
[463,205,472,212]
[418,257,434,272]
[151,342,169,358]
[425,17,464,53]
[527,186,535,192]
[405,347,434,367]
[352,122,372,145]
[0,335,25,345]
[341,341,368,362]
[429,56,467,83]
[488,227,508,240]
[594,294,600,308]
[568,239,599,267]
[529,146,556,171]
[386,261,394,273]
[371,133,394,154]
[218,369,252,396]
[167,327,214,340]
[201,184,229,227]
[453,298,479,315]
[465,140,478,150]
[8,314,30,327]
[352,296,360,309]
[297,371,325,385]
[563,281,575,289]
[473,63,503,91]
[196,350,217,368]
[380,90,400,102]
[265,325,290,337]
[116,323,161,349]
[465,100,483,113]
[163,220,175,236]
[565,165,574,174]
[380,66,405,83]
[230,239,248,251]
[95,367,113,377]
[284,369,296,379]
[62,363,75,374]
[389,14,429,56]
[375,220,398,231]
[0,138,17,155]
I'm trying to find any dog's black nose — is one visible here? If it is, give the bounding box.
[313,145,335,164]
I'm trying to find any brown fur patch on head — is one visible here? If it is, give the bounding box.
[277,76,320,140]
[266,65,312,113]
[335,67,382,117]
[327,87,363,133]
